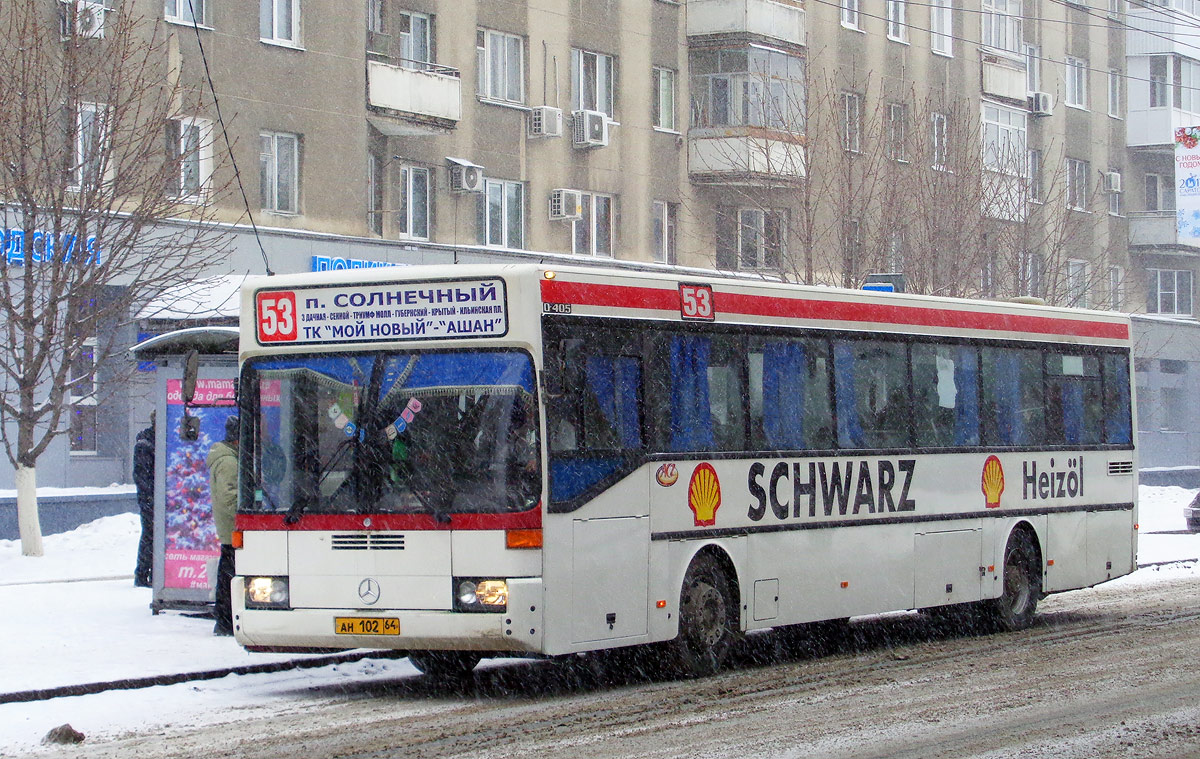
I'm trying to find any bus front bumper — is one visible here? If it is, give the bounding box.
[231,577,544,654]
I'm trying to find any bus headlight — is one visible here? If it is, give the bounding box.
[454,578,508,612]
[245,576,290,609]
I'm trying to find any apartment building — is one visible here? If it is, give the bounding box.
[8,0,1140,488]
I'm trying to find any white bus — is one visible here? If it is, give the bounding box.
[230,264,1136,678]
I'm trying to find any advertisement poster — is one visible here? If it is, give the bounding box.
[1175,126,1200,243]
[163,379,236,591]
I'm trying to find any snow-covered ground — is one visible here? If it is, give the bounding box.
[0,486,1197,754]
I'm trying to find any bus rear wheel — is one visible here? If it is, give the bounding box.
[670,554,738,678]
[408,650,482,680]
[986,530,1041,632]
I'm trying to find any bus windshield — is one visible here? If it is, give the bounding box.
[244,350,539,517]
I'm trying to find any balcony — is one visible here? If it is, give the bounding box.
[689,128,805,184]
[1126,106,1200,147]
[686,0,806,48]
[1127,5,1200,59]
[366,59,460,135]
[1129,210,1200,251]
[980,52,1027,103]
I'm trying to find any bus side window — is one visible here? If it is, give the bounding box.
[981,346,1045,446]
[749,337,831,451]
[833,339,909,449]
[1103,353,1132,444]
[1044,352,1103,445]
[911,344,980,448]
[664,333,746,452]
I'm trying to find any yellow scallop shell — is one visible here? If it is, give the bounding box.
[981,455,1005,507]
[688,463,722,525]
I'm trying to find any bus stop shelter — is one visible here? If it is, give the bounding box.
[130,327,239,614]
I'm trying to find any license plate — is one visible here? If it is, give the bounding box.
[334,616,400,636]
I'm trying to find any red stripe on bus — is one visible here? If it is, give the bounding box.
[540,279,1129,341]
[235,508,541,532]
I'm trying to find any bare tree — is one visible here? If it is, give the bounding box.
[0,1,233,555]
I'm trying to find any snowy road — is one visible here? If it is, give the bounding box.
[34,568,1200,759]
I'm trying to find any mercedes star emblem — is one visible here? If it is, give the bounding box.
[357,578,381,605]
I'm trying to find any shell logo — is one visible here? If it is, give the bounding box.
[982,455,1005,509]
[656,463,679,487]
[688,463,722,527]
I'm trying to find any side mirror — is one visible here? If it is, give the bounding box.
[181,350,199,405]
[180,413,200,441]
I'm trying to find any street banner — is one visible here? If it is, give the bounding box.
[1175,126,1200,243]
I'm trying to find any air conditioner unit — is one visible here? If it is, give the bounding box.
[549,189,584,221]
[572,110,609,148]
[528,106,563,138]
[1104,171,1122,193]
[449,164,485,193]
[61,0,106,39]
[1029,92,1053,117]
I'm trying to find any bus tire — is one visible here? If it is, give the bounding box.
[670,553,739,678]
[408,650,482,680]
[986,529,1041,632]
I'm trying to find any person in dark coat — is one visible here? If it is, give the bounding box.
[133,411,155,588]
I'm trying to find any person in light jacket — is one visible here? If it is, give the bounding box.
[207,415,239,636]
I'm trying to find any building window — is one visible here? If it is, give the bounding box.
[1109,266,1124,309]
[1108,69,1121,117]
[71,101,108,190]
[737,209,786,270]
[1066,157,1089,210]
[477,179,524,250]
[1150,56,1169,107]
[885,230,905,272]
[69,340,97,454]
[396,165,429,240]
[260,0,300,45]
[1147,269,1193,315]
[981,0,1021,54]
[1065,56,1088,108]
[930,0,952,55]
[931,112,948,169]
[1018,251,1042,297]
[841,92,862,153]
[1025,44,1040,92]
[981,258,996,298]
[653,67,676,130]
[166,117,212,200]
[398,12,432,69]
[572,48,615,117]
[653,200,678,264]
[982,102,1026,174]
[886,103,908,161]
[887,0,908,42]
[1067,259,1089,306]
[165,0,205,25]
[259,132,299,214]
[367,0,382,33]
[1027,148,1042,202]
[841,0,860,29]
[573,192,614,256]
[689,46,806,131]
[1145,173,1173,211]
[367,154,383,235]
[1107,169,1122,215]
[477,29,523,103]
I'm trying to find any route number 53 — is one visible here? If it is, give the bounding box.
[679,284,715,321]
[257,291,298,342]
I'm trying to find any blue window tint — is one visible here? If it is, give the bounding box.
[669,335,715,451]
[585,355,642,448]
[1104,354,1132,444]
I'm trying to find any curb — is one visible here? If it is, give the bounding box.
[0,650,409,705]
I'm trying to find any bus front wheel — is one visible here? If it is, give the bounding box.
[986,530,1042,632]
[408,650,482,680]
[670,554,738,678]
